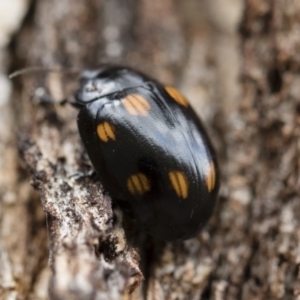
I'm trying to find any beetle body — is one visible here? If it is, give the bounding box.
[76,66,219,241]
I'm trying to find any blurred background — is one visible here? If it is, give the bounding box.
[1,0,300,299]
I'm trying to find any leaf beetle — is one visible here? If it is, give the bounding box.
[74,65,219,241]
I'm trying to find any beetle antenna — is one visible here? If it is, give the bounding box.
[9,66,81,79]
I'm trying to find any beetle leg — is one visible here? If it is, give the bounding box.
[69,169,97,181]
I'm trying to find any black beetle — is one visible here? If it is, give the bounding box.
[74,65,219,241]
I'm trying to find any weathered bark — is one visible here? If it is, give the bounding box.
[1,0,300,299]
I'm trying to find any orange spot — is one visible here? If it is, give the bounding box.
[97,122,116,142]
[206,162,216,192]
[127,173,151,195]
[123,94,151,116]
[165,86,189,107]
[168,171,189,199]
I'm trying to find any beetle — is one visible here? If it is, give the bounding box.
[73,65,219,241]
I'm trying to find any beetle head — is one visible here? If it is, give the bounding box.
[75,65,149,105]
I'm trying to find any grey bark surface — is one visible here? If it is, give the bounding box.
[1,0,300,299]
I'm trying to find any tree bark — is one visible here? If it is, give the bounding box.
[1,0,300,299]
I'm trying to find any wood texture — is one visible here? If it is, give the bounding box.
[1,0,300,299]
